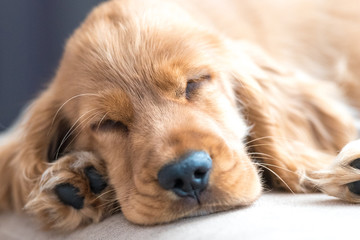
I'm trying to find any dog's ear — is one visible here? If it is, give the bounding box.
[225,41,356,191]
[21,89,74,163]
[47,116,73,163]
[0,88,74,209]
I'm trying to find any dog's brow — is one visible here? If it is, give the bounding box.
[93,89,134,124]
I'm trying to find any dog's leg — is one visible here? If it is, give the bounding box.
[25,151,117,230]
[304,140,360,202]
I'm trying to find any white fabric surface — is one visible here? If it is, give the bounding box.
[0,192,358,240]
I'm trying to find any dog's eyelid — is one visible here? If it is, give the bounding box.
[185,81,201,99]
[187,74,212,83]
[185,74,211,100]
[91,119,129,133]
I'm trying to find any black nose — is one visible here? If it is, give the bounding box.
[157,151,212,199]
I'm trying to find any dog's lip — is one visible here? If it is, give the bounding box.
[177,191,261,222]
[173,188,246,210]
[174,188,202,204]
[179,186,262,213]
[170,199,251,223]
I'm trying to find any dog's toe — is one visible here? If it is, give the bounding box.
[85,166,108,194]
[347,159,360,195]
[55,183,84,209]
[53,166,108,210]
[350,158,360,169]
[348,180,360,195]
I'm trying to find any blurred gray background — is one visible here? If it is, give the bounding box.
[0,0,105,130]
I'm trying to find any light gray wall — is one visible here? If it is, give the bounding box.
[0,0,105,129]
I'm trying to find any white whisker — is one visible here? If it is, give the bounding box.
[48,93,99,136]
[95,112,109,131]
[254,162,295,194]
[55,109,99,159]
[245,135,295,147]
[248,151,278,161]
[253,161,297,174]
[246,143,277,149]
[62,111,101,151]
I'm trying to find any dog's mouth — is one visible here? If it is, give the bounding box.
[173,187,202,205]
[193,190,202,205]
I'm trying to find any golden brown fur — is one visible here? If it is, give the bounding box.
[1,0,360,230]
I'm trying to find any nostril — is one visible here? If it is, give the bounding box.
[194,169,207,179]
[174,179,184,189]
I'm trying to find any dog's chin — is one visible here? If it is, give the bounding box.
[120,177,262,225]
[181,194,262,222]
[123,198,260,226]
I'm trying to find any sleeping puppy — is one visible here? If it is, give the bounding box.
[1,0,360,230]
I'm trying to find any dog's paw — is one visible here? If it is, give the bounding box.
[53,166,107,210]
[347,158,360,195]
[25,152,118,230]
[303,140,360,203]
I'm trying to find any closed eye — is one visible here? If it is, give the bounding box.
[185,74,211,100]
[91,119,129,133]
[185,81,201,99]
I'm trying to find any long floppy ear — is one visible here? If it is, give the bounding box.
[226,41,357,192]
[0,87,74,210]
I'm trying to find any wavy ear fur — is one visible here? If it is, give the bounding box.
[0,88,73,210]
[227,41,357,192]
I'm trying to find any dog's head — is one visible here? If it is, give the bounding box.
[45,0,261,223]
[24,0,356,224]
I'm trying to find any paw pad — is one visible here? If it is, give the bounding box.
[55,183,84,209]
[348,181,360,195]
[347,159,360,195]
[85,166,108,194]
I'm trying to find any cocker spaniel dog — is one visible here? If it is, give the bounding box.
[1,0,360,230]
